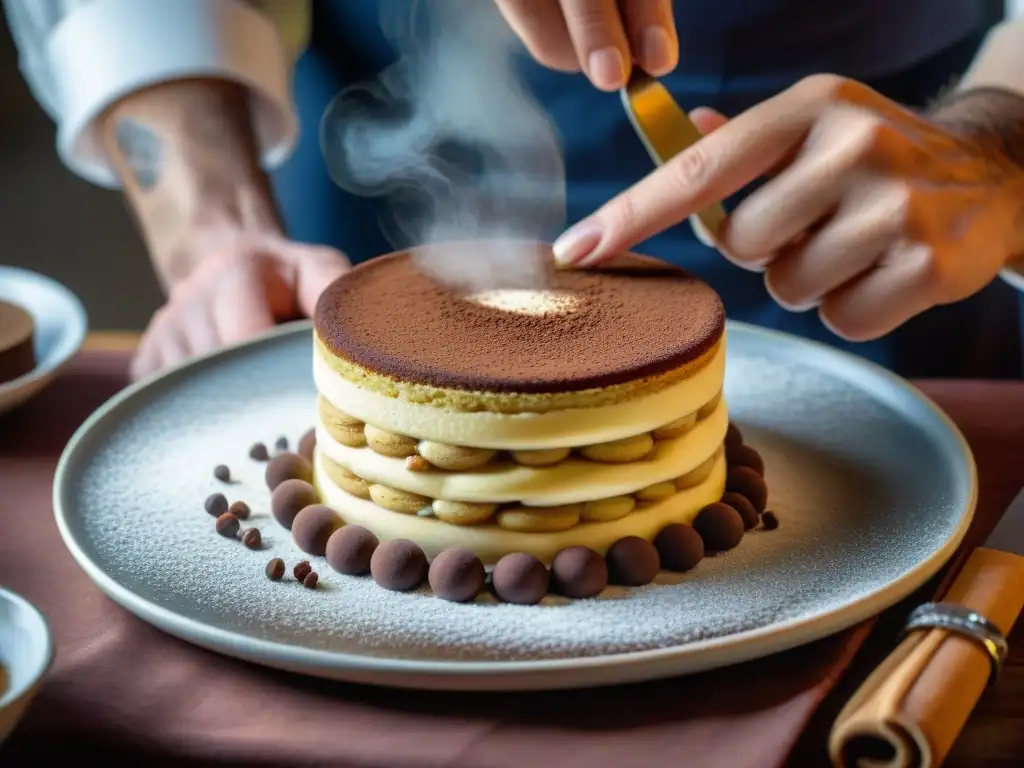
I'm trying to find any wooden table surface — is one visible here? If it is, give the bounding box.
[949,636,1024,768]
[76,332,1024,767]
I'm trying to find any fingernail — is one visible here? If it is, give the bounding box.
[588,47,626,90]
[641,26,676,76]
[553,222,603,266]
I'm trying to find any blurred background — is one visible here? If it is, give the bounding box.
[0,20,161,331]
[0,1,1013,334]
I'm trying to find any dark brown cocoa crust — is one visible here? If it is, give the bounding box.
[314,246,725,393]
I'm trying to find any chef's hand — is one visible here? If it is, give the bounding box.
[494,0,677,90]
[99,78,351,381]
[131,234,348,380]
[553,76,1024,340]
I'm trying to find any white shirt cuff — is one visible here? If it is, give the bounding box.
[47,0,297,188]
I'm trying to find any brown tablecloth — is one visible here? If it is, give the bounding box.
[1,352,1022,768]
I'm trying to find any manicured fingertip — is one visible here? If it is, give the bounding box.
[553,222,604,266]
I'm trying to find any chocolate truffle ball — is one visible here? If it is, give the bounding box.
[291,504,343,556]
[265,557,285,580]
[693,502,745,551]
[653,524,705,572]
[550,546,608,599]
[370,539,428,591]
[725,423,744,449]
[428,547,486,603]
[721,491,759,530]
[265,451,313,491]
[326,525,379,575]
[726,443,764,476]
[492,553,550,605]
[270,479,318,530]
[228,500,251,520]
[298,428,317,462]
[726,466,768,512]
[215,512,240,538]
[605,537,660,586]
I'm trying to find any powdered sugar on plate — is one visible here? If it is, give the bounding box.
[59,324,972,664]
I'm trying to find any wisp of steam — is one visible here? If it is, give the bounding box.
[319,0,566,291]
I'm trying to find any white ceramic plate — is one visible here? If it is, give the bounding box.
[0,587,54,744]
[0,267,87,416]
[53,321,976,691]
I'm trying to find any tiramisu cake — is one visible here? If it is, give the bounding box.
[278,245,769,604]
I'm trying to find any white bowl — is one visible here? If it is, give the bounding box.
[0,266,88,416]
[0,587,54,744]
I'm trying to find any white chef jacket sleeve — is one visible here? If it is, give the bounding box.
[2,0,310,188]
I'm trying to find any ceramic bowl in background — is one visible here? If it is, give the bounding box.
[0,587,53,743]
[0,266,87,416]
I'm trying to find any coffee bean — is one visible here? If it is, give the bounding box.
[761,510,780,530]
[215,512,240,538]
[228,500,251,520]
[266,558,285,580]
[249,442,269,461]
[302,571,319,589]
[213,464,231,483]
[242,528,262,549]
[293,560,312,582]
[204,493,228,517]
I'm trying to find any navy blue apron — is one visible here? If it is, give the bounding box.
[271,0,1022,379]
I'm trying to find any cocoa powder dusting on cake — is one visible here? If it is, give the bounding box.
[315,248,724,393]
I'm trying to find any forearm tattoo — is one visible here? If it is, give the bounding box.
[106,79,283,289]
[114,118,164,191]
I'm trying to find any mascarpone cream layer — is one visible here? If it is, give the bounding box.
[314,449,727,564]
[312,341,726,450]
[315,400,728,506]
